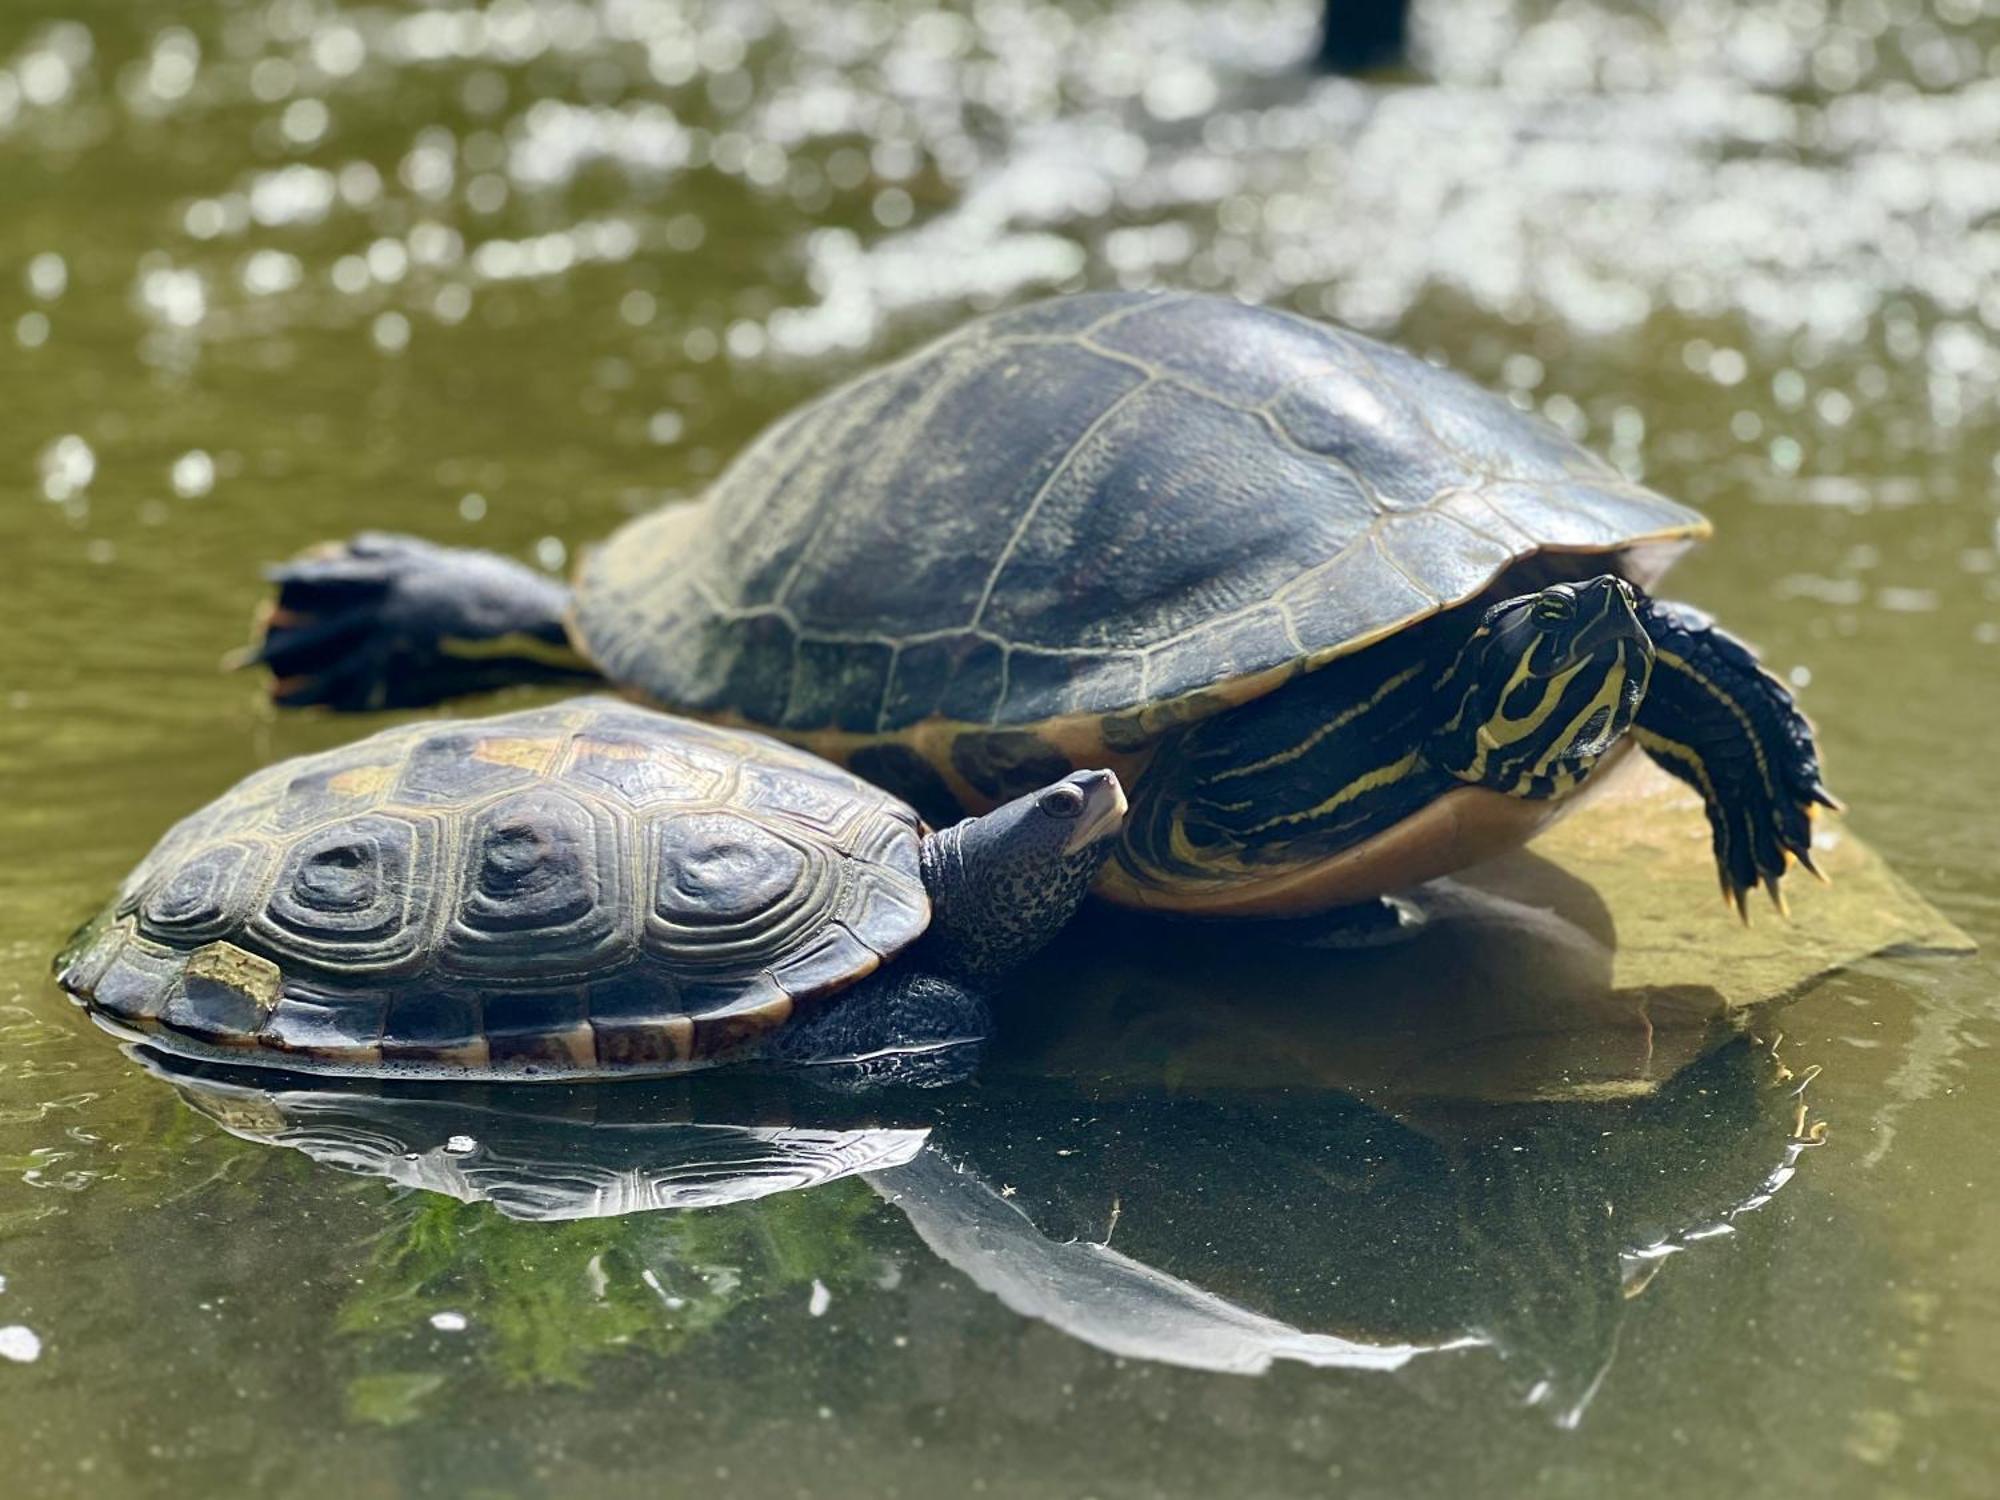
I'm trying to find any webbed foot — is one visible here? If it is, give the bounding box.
[231,532,595,711]
[762,970,991,1090]
[1632,598,1838,917]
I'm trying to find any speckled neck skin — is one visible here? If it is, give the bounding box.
[917,782,1119,983]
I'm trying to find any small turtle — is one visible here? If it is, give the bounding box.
[57,698,1125,1086]
[243,292,1831,922]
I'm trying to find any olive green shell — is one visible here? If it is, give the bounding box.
[574,291,1705,742]
[60,699,930,1079]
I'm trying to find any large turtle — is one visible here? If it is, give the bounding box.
[57,698,1126,1085]
[243,292,1832,922]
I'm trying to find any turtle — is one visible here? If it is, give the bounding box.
[241,290,1833,924]
[55,697,1127,1086]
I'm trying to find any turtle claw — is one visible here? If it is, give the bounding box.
[1793,843,1830,885]
[1707,782,1824,922]
[1764,874,1789,919]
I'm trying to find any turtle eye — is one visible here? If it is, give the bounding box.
[1532,587,1578,624]
[1039,784,1086,819]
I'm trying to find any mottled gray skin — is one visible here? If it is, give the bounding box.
[764,768,1125,1088]
[918,769,1125,981]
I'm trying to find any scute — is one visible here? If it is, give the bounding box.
[250,810,438,976]
[136,839,271,945]
[575,291,1707,737]
[650,811,810,927]
[437,786,631,980]
[69,699,931,1079]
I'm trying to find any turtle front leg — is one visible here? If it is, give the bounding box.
[231,532,600,710]
[760,970,991,1090]
[1631,598,1838,916]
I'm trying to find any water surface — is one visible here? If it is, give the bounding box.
[2,2,1997,1496]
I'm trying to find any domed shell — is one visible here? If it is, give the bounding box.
[574,291,1707,742]
[60,699,931,1079]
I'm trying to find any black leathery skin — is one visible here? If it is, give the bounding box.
[846,744,966,828]
[250,532,597,711]
[1633,597,1835,911]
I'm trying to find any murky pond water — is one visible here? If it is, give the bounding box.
[3,1,1998,1495]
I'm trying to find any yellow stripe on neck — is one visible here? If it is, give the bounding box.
[1464,657,1587,783]
[1207,663,1424,785]
[1238,748,1426,837]
[439,631,593,672]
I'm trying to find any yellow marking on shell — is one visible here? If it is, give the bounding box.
[1207,663,1424,784]
[439,630,595,672]
[592,1013,695,1069]
[573,733,652,761]
[405,1036,492,1071]
[470,736,563,775]
[183,942,283,1016]
[523,1025,599,1072]
[327,764,399,799]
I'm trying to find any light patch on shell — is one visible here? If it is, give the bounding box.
[469,736,562,775]
[327,763,399,799]
[184,941,283,1015]
[571,734,650,761]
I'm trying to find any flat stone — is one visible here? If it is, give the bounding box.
[1005,759,1974,1110]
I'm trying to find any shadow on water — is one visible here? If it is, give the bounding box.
[1001,851,1712,1112]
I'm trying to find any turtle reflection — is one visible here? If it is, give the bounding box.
[138,1034,1820,1426]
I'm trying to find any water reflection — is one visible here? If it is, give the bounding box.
[133,1003,1820,1430]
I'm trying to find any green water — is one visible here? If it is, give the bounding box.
[2,1,1998,1495]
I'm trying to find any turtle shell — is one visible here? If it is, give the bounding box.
[574,291,1707,755]
[60,698,930,1080]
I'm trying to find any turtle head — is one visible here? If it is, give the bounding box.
[1429,575,1655,798]
[918,770,1126,983]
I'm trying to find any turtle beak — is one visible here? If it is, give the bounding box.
[1062,769,1127,855]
